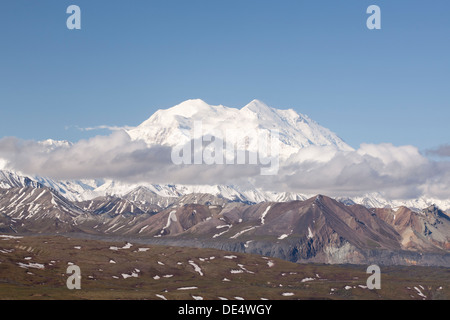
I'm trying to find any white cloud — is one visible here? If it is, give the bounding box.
[0,132,259,185]
[0,134,449,202]
[253,143,447,200]
[77,125,136,132]
[0,158,7,170]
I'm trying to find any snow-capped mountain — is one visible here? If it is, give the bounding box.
[0,170,42,189]
[338,193,450,214]
[90,179,306,205]
[1,99,449,267]
[3,167,449,212]
[38,139,73,150]
[0,99,449,212]
[127,99,354,161]
[0,186,88,234]
[31,176,103,202]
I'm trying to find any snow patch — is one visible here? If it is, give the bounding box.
[177,286,198,291]
[188,260,204,276]
[122,243,133,249]
[260,205,271,225]
[282,293,294,297]
[17,262,44,270]
[414,286,427,299]
[307,227,314,239]
[230,269,244,274]
[230,226,256,239]
[0,235,23,239]
[163,210,177,231]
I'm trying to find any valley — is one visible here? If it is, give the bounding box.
[0,235,448,300]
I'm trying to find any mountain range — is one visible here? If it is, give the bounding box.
[0,99,449,266]
[2,99,449,211]
[0,183,449,266]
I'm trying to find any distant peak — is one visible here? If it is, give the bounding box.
[182,98,208,104]
[160,99,213,118]
[241,100,273,113]
[38,139,73,149]
[315,194,324,203]
[174,99,210,109]
[248,99,267,105]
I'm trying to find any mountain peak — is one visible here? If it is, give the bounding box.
[166,99,212,117]
[176,98,209,107]
[128,99,354,155]
[241,99,273,114]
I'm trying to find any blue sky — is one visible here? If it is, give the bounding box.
[1,0,449,151]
